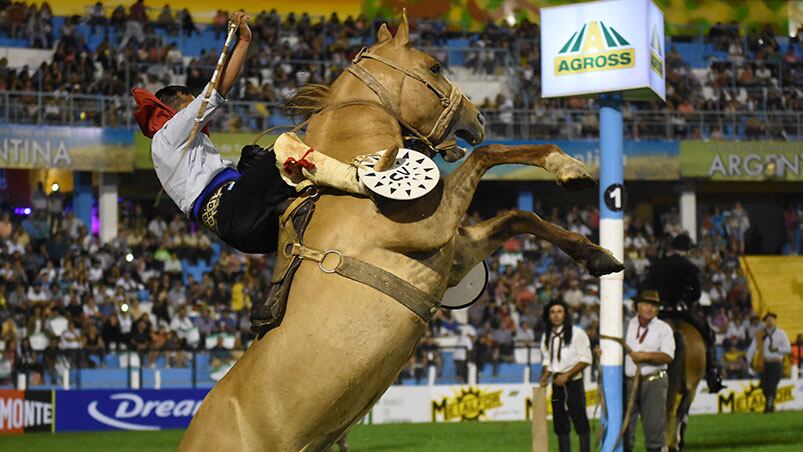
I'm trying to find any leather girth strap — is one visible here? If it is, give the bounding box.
[251,185,441,339]
[250,189,317,338]
[288,244,441,323]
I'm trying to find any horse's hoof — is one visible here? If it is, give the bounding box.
[585,247,624,277]
[556,164,596,190]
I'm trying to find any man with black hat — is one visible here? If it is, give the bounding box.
[747,312,791,413]
[644,233,724,392]
[539,300,592,452]
[624,290,675,452]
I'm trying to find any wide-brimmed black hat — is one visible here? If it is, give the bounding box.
[671,234,693,251]
[636,289,661,305]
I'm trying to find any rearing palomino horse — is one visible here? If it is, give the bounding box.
[181,14,623,451]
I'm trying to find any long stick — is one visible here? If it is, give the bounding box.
[531,385,548,451]
[154,21,239,208]
[184,21,239,152]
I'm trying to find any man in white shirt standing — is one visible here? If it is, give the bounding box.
[539,300,592,452]
[624,290,675,452]
[132,11,294,254]
[746,312,791,413]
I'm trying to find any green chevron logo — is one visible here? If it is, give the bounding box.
[554,21,635,76]
[650,25,664,77]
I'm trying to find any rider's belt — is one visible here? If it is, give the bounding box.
[199,183,229,234]
[287,243,441,322]
[638,370,667,382]
[764,358,784,363]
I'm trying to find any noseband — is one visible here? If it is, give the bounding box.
[346,47,465,150]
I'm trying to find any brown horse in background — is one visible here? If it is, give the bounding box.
[664,317,706,452]
[180,12,623,451]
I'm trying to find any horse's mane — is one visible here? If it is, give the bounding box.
[282,83,331,121]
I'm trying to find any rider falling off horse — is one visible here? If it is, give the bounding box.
[132,12,365,253]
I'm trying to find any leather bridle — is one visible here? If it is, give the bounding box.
[346,46,465,150]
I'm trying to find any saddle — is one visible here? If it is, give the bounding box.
[250,184,318,338]
[660,306,714,347]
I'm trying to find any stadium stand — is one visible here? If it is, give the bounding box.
[0,2,802,388]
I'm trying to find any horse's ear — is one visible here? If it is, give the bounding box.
[377,23,392,43]
[394,8,410,47]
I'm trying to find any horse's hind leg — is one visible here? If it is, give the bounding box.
[448,209,623,280]
[678,397,691,451]
[666,392,684,452]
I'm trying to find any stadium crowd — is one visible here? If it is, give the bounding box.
[2,180,799,385]
[0,2,802,385]
[0,1,802,138]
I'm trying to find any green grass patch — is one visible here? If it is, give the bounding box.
[1,411,802,451]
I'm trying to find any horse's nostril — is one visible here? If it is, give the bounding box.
[477,113,485,126]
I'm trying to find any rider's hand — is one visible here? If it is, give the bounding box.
[232,11,251,42]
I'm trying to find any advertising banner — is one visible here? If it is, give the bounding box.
[439,139,679,181]
[540,0,665,100]
[371,384,603,424]
[680,141,803,181]
[0,390,54,434]
[11,379,803,433]
[134,132,278,169]
[0,125,134,172]
[55,389,207,432]
[369,379,803,424]
[690,379,803,414]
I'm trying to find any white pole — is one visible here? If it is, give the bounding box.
[155,369,161,389]
[427,365,436,386]
[62,368,69,390]
[523,365,531,384]
[99,173,118,244]
[679,185,697,242]
[17,373,27,391]
[468,363,478,385]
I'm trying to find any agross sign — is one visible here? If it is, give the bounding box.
[541,0,665,100]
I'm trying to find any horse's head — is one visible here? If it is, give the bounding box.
[344,11,485,161]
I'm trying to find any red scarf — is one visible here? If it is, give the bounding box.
[131,88,209,139]
[637,317,651,344]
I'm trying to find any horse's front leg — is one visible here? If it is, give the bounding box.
[449,210,623,283]
[416,144,594,246]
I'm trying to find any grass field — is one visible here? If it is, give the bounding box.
[2,411,802,451]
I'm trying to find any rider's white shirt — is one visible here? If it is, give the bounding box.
[151,84,235,216]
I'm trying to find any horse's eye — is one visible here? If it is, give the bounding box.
[430,64,441,74]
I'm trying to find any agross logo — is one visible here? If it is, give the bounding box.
[88,393,202,430]
[554,21,635,76]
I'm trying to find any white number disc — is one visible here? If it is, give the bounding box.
[357,149,440,200]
